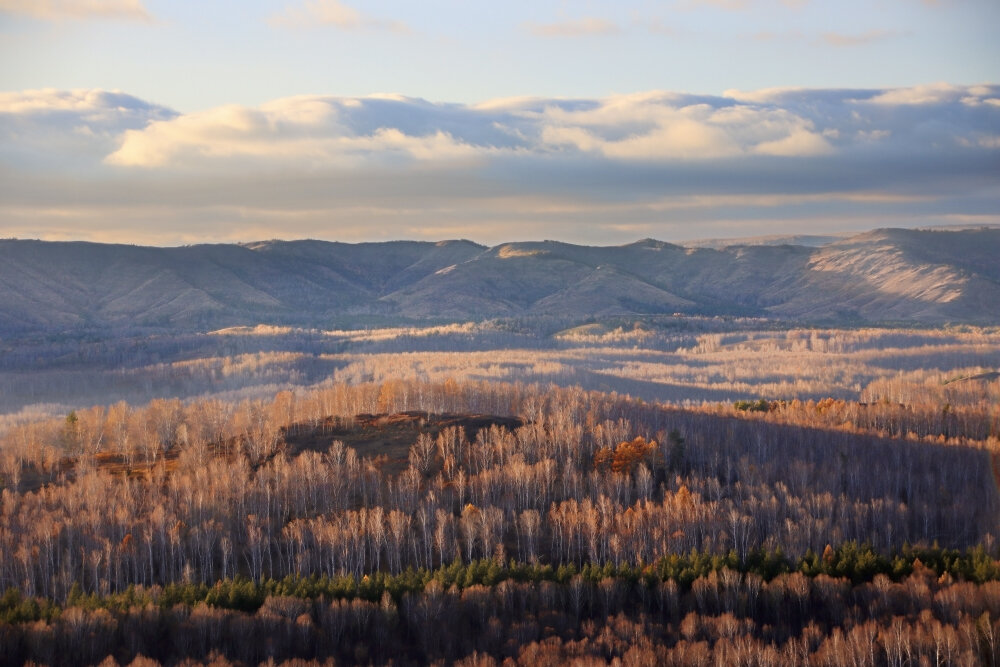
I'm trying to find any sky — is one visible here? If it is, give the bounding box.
[1,0,998,246]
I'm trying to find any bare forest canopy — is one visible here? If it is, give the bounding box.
[0,379,999,665]
[2,320,997,420]
[2,227,1000,335]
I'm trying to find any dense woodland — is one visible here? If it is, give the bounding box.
[1,373,999,664]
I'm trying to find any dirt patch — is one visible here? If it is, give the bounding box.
[283,411,524,476]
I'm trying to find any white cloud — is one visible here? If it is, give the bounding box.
[540,108,741,160]
[0,89,175,168]
[2,84,997,244]
[863,82,968,105]
[104,96,484,168]
[754,128,833,156]
[0,0,152,21]
[0,88,163,115]
[269,0,409,33]
[5,85,996,174]
[95,91,850,168]
[525,17,621,37]
[37,85,977,170]
[536,96,831,159]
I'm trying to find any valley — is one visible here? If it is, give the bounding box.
[0,227,998,665]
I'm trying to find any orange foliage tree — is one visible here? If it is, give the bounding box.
[593,436,658,474]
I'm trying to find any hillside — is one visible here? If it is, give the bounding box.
[1,379,999,665]
[1,227,998,333]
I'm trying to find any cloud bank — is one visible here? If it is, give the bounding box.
[1,85,997,244]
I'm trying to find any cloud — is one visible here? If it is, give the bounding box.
[821,29,897,47]
[94,90,854,168]
[862,82,977,106]
[103,96,494,168]
[0,0,153,21]
[525,17,621,37]
[2,84,998,244]
[537,96,833,159]
[754,127,834,156]
[0,88,168,115]
[269,0,409,32]
[7,85,997,172]
[0,89,175,168]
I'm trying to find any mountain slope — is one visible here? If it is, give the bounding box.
[0,228,997,333]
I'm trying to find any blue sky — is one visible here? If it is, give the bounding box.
[1,0,998,244]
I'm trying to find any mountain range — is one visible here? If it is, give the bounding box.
[1,227,998,334]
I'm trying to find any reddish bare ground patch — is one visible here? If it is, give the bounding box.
[283,411,524,476]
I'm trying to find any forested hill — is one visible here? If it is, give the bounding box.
[1,227,998,333]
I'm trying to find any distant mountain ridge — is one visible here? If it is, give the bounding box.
[1,228,998,333]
